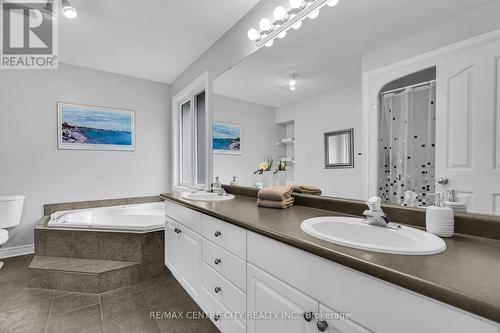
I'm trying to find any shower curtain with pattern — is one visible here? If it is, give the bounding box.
[378,83,436,206]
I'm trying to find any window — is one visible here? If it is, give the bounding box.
[172,73,210,190]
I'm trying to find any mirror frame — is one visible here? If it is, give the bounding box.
[324,128,354,169]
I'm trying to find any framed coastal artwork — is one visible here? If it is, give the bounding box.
[57,103,135,151]
[213,121,241,155]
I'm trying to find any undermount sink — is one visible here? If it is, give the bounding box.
[301,217,446,255]
[182,192,235,202]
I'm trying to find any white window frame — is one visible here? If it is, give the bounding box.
[172,72,212,192]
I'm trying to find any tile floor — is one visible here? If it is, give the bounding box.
[0,255,219,333]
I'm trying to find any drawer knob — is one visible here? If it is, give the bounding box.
[214,231,222,237]
[214,314,221,322]
[214,286,221,293]
[317,320,328,332]
[303,312,313,322]
[214,258,222,265]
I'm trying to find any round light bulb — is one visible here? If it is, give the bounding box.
[247,28,260,41]
[63,5,77,19]
[273,6,287,21]
[259,18,272,31]
[308,10,319,19]
[290,86,296,91]
[292,20,302,30]
[278,31,287,39]
[289,78,297,87]
[289,0,303,9]
[265,40,274,48]
[327,0,340,7]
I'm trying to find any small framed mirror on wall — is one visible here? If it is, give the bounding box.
[324,128,354,169]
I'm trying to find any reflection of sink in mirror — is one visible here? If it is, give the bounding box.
[301,217,446,255]
[182,192,235,202]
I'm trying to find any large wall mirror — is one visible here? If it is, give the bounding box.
[210,0,500,218]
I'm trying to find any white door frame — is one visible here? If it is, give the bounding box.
[361,28,500,199]
[171,71,213,192]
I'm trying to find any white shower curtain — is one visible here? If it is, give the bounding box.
[378,83,436,206]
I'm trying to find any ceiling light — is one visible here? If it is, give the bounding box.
[308,10,319,19]
[273,6,287,21]
[289,78,297,87]
[259,18,272,32]
[278,31,287,39]
[61,0,77,19]
[289,0,303,9]
[327,0,340,7]
[290,86,296,91]
[292,20,302,30]
[247,29,260,41]
[265,40,274,47]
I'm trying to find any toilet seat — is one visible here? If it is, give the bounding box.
[0,229,8,246]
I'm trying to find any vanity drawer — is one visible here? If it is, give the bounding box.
[202,238,246,291]
[202,214,246,259]
[199,286,246,333]
[202,262,246,319]
[165,200,202,233]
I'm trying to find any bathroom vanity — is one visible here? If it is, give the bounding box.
[162,192,500,333]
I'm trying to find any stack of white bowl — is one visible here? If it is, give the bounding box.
[425,205,454,237]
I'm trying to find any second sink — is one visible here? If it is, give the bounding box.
[301,216,446,255]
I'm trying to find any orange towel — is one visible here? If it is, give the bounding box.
[292,185,322,196]
[258,186,294,201]
[257,197,294,209]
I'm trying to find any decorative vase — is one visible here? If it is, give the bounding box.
[278,171,287,186]
[262,171,272,188]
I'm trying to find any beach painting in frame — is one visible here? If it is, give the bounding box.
[213,121,241,155]
[58,103,135,151]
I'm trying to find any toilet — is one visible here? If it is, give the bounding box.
[0,195,25,270]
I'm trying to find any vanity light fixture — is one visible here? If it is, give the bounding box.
[247,0,340,48]
[61,0,77,19]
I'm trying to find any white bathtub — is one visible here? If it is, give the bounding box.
[47,202,165,232]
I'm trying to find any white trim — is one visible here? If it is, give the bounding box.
[361,28,500,199]
[0,244,34,259]
[171,71,212,192]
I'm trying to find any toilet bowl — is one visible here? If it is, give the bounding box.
[0,195,25,270]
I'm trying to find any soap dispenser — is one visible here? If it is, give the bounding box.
[426,192,454,237]
[445,189,467,214]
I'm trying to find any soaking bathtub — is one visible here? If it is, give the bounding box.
[47,202,165,232]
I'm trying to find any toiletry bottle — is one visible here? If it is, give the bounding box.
[445,189,467,214]
[426,192,454,237]
[230,176,239,186]
[211,177,221,193]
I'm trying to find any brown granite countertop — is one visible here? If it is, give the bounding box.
[161,192,500,324]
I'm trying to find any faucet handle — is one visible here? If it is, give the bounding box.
[366,196,382,211]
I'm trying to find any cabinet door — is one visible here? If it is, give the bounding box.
[165,219,179,276]
[178,225,202,301]
[317,304,371,333]
[247,263,318,333]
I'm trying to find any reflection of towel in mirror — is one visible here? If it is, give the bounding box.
[293,185,322,196]
[258,186,293,201]
[257,197,295,209]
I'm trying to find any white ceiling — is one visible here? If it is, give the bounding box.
[58,0,260,83]
[213,0,496,108]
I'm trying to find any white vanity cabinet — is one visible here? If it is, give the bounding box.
[164,200,499,333]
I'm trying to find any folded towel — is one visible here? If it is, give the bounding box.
[258,185,293,201]
[257,197,294,209]
[293,185,322,196]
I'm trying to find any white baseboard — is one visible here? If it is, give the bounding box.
[0,244,34,259]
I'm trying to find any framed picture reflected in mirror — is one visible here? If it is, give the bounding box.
[324,128,354,169]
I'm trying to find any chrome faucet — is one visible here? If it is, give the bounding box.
[363,196,401,229]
